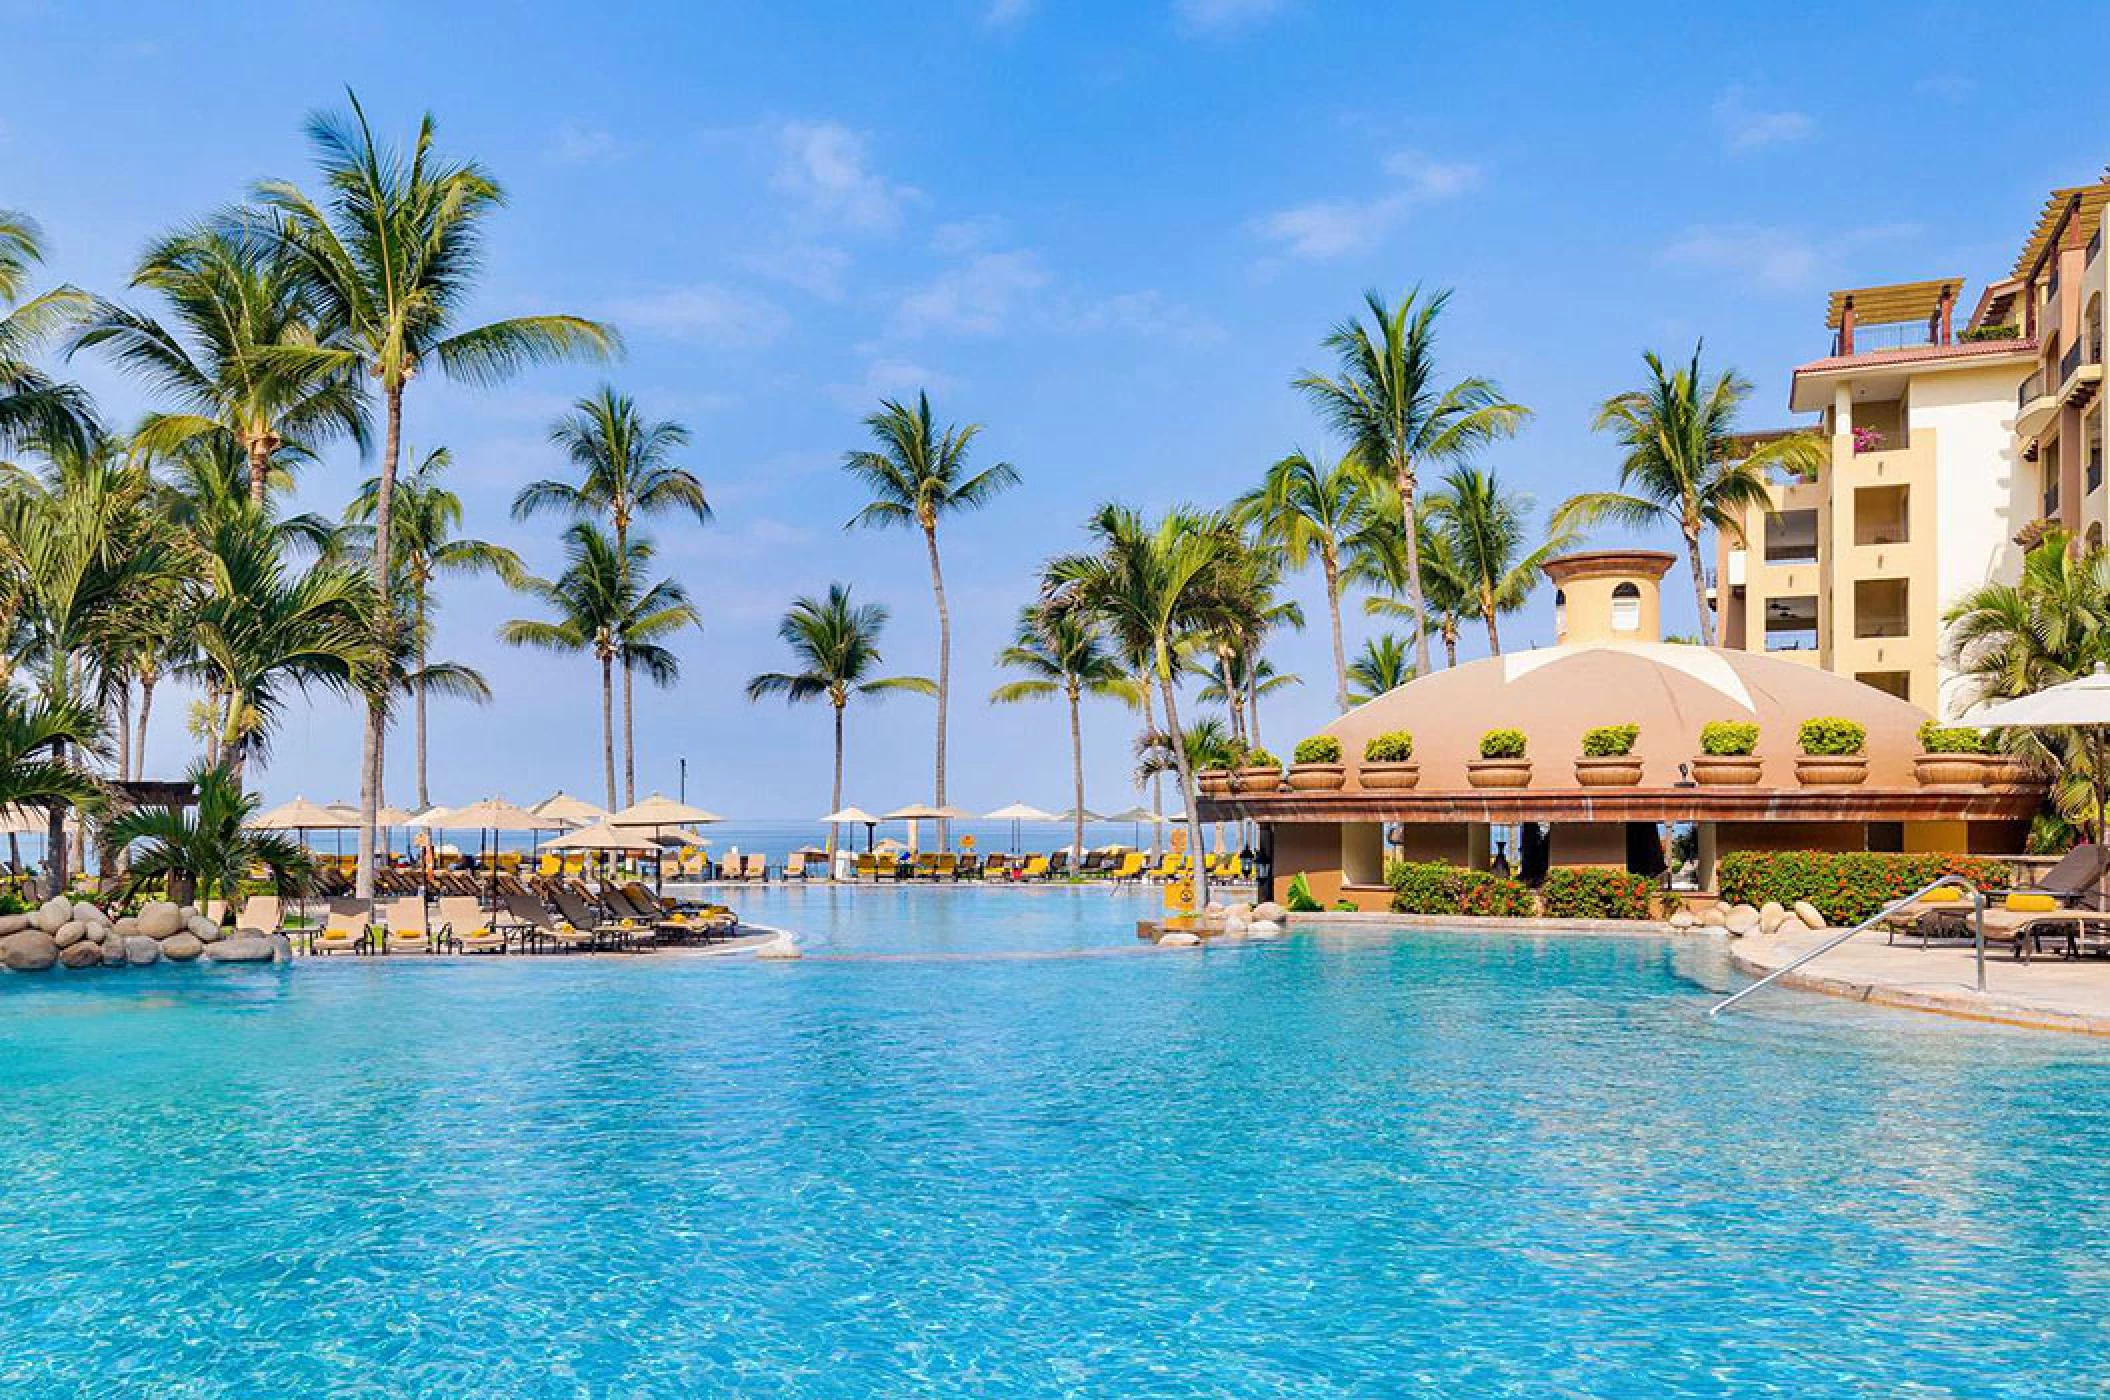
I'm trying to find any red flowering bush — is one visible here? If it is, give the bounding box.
[1717,850,2005,924]
[1541,867,1657,919]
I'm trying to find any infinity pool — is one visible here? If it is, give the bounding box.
[3,891,2108,1394]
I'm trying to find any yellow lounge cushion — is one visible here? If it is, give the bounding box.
[2006,891,2059,913]
[1920,886,1962,904]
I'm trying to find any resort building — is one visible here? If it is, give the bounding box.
[1208,551,2040,911]
[1715,178,2110,719]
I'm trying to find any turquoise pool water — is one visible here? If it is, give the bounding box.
[4,890,2109,1394]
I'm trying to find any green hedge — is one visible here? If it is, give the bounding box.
[1701,721,1759,756]
[1364,730,1414,762]
[1798,717,1867,756]
[1918,721,1989,755]
[1478,728,1527,759]
[1244,749,1279,769]
[1292,735,1342,765]
[1716,850,2007,924]
[1386,860,1535,917]
[1541,867,1656,919]
[1960,323,2021,342]
[1581,724,1638,757]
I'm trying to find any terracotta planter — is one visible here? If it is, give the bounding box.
[1286,762,1347,791]
[1197,768,1232,797]
[1691,755,1763,785]
[1357,760,1421,791]
[1914,753,1993,786]
[1574,756,1644,787]
[1795,754,1869,786]
[1231,765,1284,794]
[1466,758,1533,789]
[1983,756,2035,785]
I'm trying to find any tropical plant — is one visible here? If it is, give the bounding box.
[1917,721,1989,755]
[1478,728,1527,759]
[0,210,96,461]
[1242,747,1280,770]
[1296,287,1529,673]
[0,689,103,856]
[1700,721,1759,756]
[1424,463,1575,654]
[104,762,313,913]
[513,387,707,805]
[70,224,367,506]
[1364,730,1415,763]
[1345,633,1414,705]
[1797,717,1866,757]
[1291,735,1341,765]
[1540,868,1655,920]
[992,601,1124,861]
[1283,872,1323,913]
[1581,724,1638,757]
[1551,345,1823,644]
[843,391,1017,842]
[1349,506,1472,669]
[1133,715,1237,788]
[746,584,933,856]
[1386,858,1533,917]
[253,91,619,896]
[1232,448,1373,711]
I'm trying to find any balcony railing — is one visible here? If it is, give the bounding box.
[2061,339,2099,383]
[1831,321,1935,356]
[2045,485,2062,518]
[2092,226,2104,265]
[2089,451,2103,496]
[2021,369,2049,409]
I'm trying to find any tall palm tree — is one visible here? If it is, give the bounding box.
[514,388,707,805]
[0,210,96,461]
[105,761,313,914]
[992,602,1125,859]
[253,91,619,898]
[1425,463,1575,655]
[344,447,523,807]
[0,689,102,861]
[1296,287,1528,674]
[1552,344,1823,645]
[746,585,934,859]
[1045,504,1242,907]
[1232,448,1372,712]
[69,224,367,506]
[843,391,1018,843]
[1349,506,1472,668]
[1345,633,1414,705]
[1208,536,1303,748]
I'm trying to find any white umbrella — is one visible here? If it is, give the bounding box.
[822,805,884,853]
[1102,804,1165,849]
[985,801,1058,853]
[1968,663,2110,881]
[885,803,952,855]
[532,791,609,827]
[610,793,723,891]
[250,796,357,831]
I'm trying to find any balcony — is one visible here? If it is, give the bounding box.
[2060,337,2104,407]
[2018,368,2059,436]
[2045,484,2062,518]
[1829,320,1934,356]
[2089,448,2103,496]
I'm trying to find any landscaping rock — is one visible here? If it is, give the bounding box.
[70,902,106,926]
[33,896,72,934]
[83,923,109,944]
[1246,923,1283,942]
[1724,904,1761,934]
[1253,902,1288,923]
[123,936,161,967]
[1699,906,1727,928]
[1158,930,1202,948]
[186,916,221,942]
[1248,919,1282,936]
[202,936,275,963]
[1,930,59,971]
[1668,909,1696,930]
[136,902,183,939]
[58,940,104,969]
[160,933,203,962]
[1793,900,1826,931]
[179,904,200,921]
[52,920,87,949]
[100,941,127,967]
[113,916,139,936]
[1759,904,1788,934]
[268,933,292,963]
[0,914,25,937]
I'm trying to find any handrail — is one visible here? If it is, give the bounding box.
[1708,875,1985,1017]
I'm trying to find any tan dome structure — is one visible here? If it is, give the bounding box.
[1202,550,2041,909]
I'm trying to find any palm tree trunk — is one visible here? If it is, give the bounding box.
[357,384,405,902]
[1398,460,1430,675]
[1324,554,1349,712]
[1141,684,1164,861]
[44,741,67,898]
[1482,585,1502,656]
[114,685,132,784]
[246,437,272,509]
[414,579,431,811]
[622,663,636,808]
[136,673,155,776]
[1683,521,1715,646]
[1442,617,1459,669]
[1157,648,1208,912]
[923,523,951,847]
[599,654,617,811]
[1247,671,1263,754]
[829,700,845,864]
[1068,681,1085,861]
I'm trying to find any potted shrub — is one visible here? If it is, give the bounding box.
[1795,717,1868,785]
[1287,735,1347,791]
[1232,748,1284,794]
[1913,721,1992,786]
[1692,721,1762,785]
[1196,766,1233,797]
[1574,723,1643,786]
[1466,728,1531,788]
[1358,731,1419,790]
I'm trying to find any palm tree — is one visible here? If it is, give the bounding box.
[1425,463,1575,655]
[1045,504,1242,907]
[992,602,1125,859]
[253,91,619,898]
[0,689,103,883]
[0,210,95,461]
[514,388,707,805]
[1296,287,1528,674]
[1232,448,1372,712]
[69,224,367,506]
[1198,653,1299,753]
[746,585,934,858]
[1346,633,1415,705]
[105,761,313,914]
[343,447,523,807]
[1552,344,1823,645]
[1208,535,1303,748]
[843,392,1018,843]
[1349,506,1473,668]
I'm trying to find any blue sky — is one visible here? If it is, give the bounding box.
[8,1,2109,816]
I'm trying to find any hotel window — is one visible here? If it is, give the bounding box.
[1854,579,1909,639]
[1855,670,1911,702]
[1763,508,1820,563]
[1611,582,1641,632]
[1853,486,1909,546]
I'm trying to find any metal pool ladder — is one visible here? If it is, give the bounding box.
[1707,875,1987,1018]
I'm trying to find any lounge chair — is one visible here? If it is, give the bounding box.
[620,883,737,943]
[743,853,768,882]
[435,894,506,954]
[784,852,807,880]
[549,884,646,951]
[1891,846,2108,958]
[501,891,589,952]
[312,899,373,955]
[852,853,877,882]
[1110,852,1147,882]
[1019,854,1049,880]
[380,896,433,954]
[235,894,284,935]
[934,853,958,880]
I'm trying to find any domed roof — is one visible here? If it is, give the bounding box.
[1322,642,1933,790]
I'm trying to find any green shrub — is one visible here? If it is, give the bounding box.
[0,888,29,917]
[1960,323,2021,342]
[1798,717,1867,756]
[1283,873,1323,913]
[1917,721,1988,755]
[1478,728,1527,760]
[1717,850,2007,925]
[1385,859,1534,918]
[1364,730,1415,763]
[1292,735,1342,765]
[1700,721,1759,756]
[1329,899,1357,912]
[1581,724,1639,758]
[1540,867,1656,919]
[1243,748,1280,769]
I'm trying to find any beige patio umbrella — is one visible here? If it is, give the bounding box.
[610,793,723,890]
[985,801,1057,853]
[437,797,548,921]
[532,791,609,827]
[541,820,656,852]
[1103,804,1165,850]
[249,796,357,831]
[822,805,884,853]
[885,802,952,855]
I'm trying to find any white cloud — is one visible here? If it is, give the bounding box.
[1056,289,1224,345]
[931,216,1007,255]
[1712,88,1815,152]
[1659,222,1918,293]
[1175,0,1286,33]
[743,242,853,300]
[548,123,626,165]
[894,250,1050,336]
[829,359,958,410]
[771,121,915,233]
[983,0,1034,26]
[1253,150,1482,260]
[603,283,791,346]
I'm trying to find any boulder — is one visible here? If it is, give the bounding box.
[179,904,200,921]
[186,916,220,942]
[1668,909,1697,930]
[1253,902,1288,923]
[0,913,25,936]
[59,940,104,969]
[268,933,293,964]
[83,923,109,944]
[113,916,139,936]
[52,920,87,949]
[160,933,203,963]
[755,935,802,961]
[202,936,276,963]
[1246,923,1283,942]
[33,896,72,934]
[100,941,127,967]
[1699,906,1728,928]
[123,936,162,967]
[1202,901,1226,917]
[1793,900,1826,931]
[1723,904,1761,935]
[1158,930,1202,948]
[1,930,59,971]
[136,902,183,939]
[70,901,106,926]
